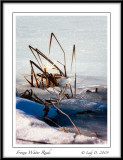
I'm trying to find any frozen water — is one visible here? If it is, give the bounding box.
[16,15,107,144]
[16,97,57,119]
[16,16,107,86]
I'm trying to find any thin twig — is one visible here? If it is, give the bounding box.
[51,103,81,135]
[42,116,67,132]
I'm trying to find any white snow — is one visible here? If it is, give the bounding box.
[16,97,107,144]
[16,110,75,144]
[74,135,106,144]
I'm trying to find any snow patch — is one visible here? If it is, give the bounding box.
[16,109,75,144]
[75,135,107,144]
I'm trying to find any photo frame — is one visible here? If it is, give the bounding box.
[1,0,122,158]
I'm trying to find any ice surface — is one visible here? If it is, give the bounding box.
[16,97,57,119]
[60,98,107,114]
[16,16,107,85]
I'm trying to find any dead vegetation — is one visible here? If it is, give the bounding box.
[17,33,103,138]
[18,33,81,135]
[24,33,75,90]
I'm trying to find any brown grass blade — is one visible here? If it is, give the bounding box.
[49,32,53,55]
[49,33,67,77]
[71,44,75,70]
[24,76,35,87]
[29,45,42,69]
[71,45,76,96]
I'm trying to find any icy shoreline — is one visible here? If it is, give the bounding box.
[16,85,107,144]
[16,108,106,144]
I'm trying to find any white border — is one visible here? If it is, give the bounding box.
[3,3,121,158]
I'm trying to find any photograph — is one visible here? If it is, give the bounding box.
[15,14,108,145]
[1,1,121,158]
